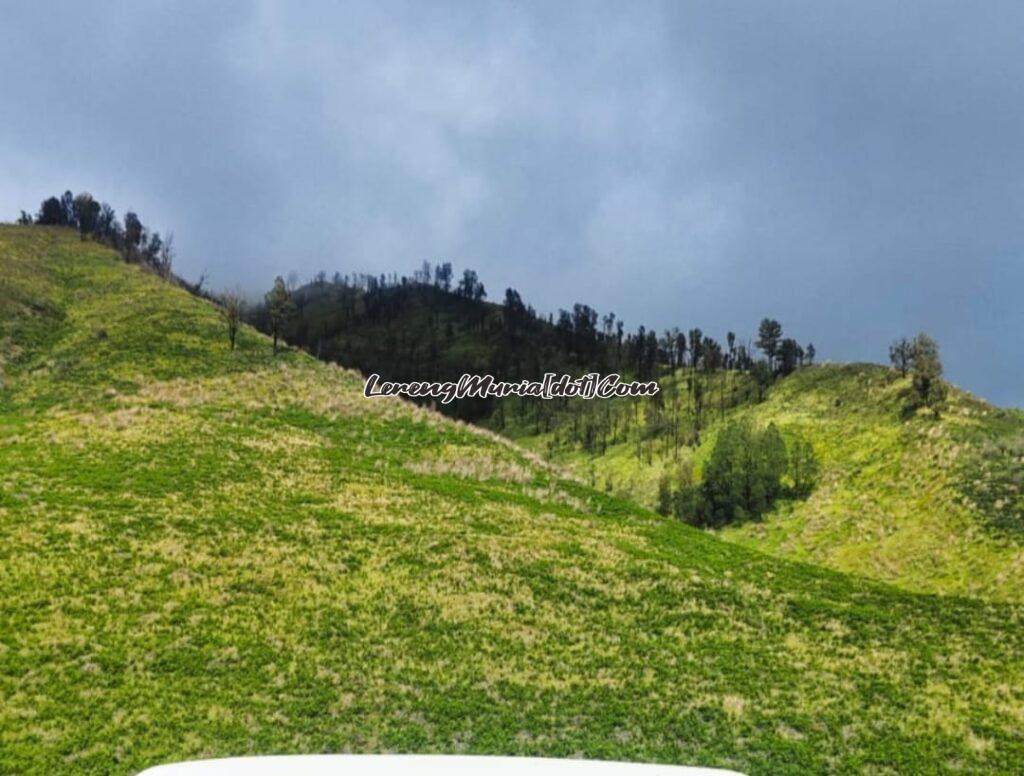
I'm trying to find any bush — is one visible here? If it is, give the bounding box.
[657,473,673,516]
[673,420,821,527]
[788,436,820,497]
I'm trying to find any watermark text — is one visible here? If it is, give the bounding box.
[364,373,658,405]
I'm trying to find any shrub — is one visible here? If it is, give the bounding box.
[674,421,819,528]
[696,420,788,527]
[788,436,820,497]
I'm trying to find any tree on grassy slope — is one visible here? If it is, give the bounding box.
[123,211,144,262]
[73,193,100,241]
[777,337,802,376]
[265,276,295,354]
[751,359,772,401]
[756,318,783,372]
[788,436,820,497]
[36,196,66,225]
[695,420,789,527]
[220,291,243,351]
[910,333,947,418]
[890,337,914,377]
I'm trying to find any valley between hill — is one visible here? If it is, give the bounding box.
[510,364,1024,602]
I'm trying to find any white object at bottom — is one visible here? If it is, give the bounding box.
[137,754,745,776]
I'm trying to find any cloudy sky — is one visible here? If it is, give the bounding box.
[2,1,1023,405]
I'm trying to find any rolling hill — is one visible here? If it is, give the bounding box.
[510,364,1024,602]
[2,226,1024,774]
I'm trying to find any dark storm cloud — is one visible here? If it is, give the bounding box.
[2,1,1023,405]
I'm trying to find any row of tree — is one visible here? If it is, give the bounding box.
[19,191,179,282]
[246,262,816,423]
[890,333,948,417]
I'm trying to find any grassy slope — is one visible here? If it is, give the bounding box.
[2,227,1024,774]
[512,364,1024,602]
[719,366,1024,601]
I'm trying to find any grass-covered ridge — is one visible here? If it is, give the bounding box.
[718,366,1024,601]
[2,226,1024,774]
[511,361,1024,602]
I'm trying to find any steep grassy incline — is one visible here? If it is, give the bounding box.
[2,227,1024,775]
[514,364,1024,602]
[717,366,1024,601]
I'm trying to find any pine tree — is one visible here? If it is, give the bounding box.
[756,318,783,371]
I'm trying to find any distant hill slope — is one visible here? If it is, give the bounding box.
[253,276,613,422]
[719,365,1024,600]
[2,226,1024,774]
[511,363,1024,601]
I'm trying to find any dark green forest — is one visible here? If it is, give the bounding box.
[246,261,815,424]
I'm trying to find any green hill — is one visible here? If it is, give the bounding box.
[510,363,1024,602]
[253,271,616,423]
[3,226,1024,774]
